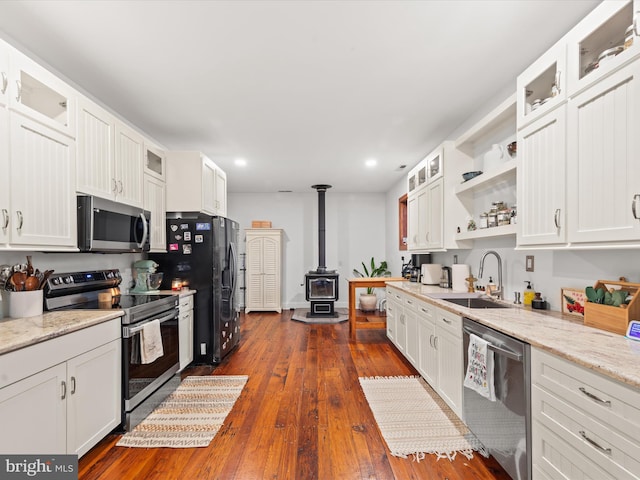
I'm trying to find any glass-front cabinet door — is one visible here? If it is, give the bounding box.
[517,41,567,129]
[8,48,76,138]
[567,0,640,97]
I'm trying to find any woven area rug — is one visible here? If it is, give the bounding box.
[359,376,485,461]
[117,375,248,448]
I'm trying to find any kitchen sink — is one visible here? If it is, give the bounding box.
[442,297,511,309]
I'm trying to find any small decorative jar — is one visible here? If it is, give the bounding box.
[479,212,489,229]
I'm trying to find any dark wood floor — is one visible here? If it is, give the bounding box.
[79,311,511,479]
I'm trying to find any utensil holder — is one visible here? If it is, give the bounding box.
[7,290,44,318]
[583,280,640,335]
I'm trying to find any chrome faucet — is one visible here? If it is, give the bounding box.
[479,250,503,299]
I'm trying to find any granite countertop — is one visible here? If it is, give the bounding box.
[386,281,640,390]
[0,310,124,356]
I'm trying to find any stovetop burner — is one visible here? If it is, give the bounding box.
[44,269,178,324]
[59,294,174,311]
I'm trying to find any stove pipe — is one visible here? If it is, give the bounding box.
[311,184,331,273]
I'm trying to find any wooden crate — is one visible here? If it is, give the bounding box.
[583,279,640,335]
[251,220,272,228]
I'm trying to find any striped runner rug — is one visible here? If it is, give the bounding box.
[117,375,248,448]
[359,375,485,461]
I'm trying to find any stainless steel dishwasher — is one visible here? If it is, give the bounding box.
[462,317,531,480]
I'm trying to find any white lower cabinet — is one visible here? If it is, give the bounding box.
[178,293,194,371]
[403,296,419,366]
[416,299,437,387]
[532,347,640,479]
[0,319,121,457]
[388,288,463,418]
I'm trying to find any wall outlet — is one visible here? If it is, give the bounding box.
[200,343,207,355]
[526,255,535,272]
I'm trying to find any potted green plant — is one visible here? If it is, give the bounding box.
[353,257,391,312]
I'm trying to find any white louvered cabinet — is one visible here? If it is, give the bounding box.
[143,174,166,253]
[244,229,282,314]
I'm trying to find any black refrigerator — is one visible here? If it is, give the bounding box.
[150,213,240,364]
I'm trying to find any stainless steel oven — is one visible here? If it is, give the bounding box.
[45,269,180,431]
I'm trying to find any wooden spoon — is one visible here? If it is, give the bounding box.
[11,271,27,292]
[24,276,39,291]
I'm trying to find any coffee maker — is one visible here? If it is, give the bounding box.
[402,254,432,282]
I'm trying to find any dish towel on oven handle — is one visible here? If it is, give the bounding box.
[140,319,164,364]
[463,333,496,401]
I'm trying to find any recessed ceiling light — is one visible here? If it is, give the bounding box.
[365,158,377,168]
[234,158,247,167]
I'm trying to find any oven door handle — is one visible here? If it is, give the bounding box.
[123,310,177,338]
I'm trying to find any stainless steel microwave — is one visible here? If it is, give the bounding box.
[77,195,150,253]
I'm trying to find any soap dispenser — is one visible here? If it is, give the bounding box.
[523,281,535,306]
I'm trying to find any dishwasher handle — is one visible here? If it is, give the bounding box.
[463,326,523,362]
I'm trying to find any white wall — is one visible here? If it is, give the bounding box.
[228,191,387,310]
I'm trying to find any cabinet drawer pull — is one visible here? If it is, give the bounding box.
[579,387,611,407]
[70,376,76,395]
[117,180,123,194]
[15,79,21,102]
[1,209,8,229]
[16,211,23,231]
[442,317,452,324]
[420,308,429,314]
[434,336,438,349]
[554,208,561,228]
[579,430,612,455]
[429,334,434,347]
[632,194,640,220]
[111,178,117,193]
[1,72,7,94]
[61,380,67,400]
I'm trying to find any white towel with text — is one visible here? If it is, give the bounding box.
[140,319,164,364]
[463,333,496,401]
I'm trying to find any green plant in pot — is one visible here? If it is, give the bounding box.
[353,257,391,312]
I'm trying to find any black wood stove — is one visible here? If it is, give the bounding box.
[304,184,339,317]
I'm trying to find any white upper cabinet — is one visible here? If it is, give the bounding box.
[144,142,166,182]
[144,174,166,253]
[0,40,8,107]
[425,178,444,250]
[566,0,640,97]
[9,113,76,248]
[166,151,227,216]
[76,97,116,200]
[567,58,640,244]
[7,44,76,138]
[517,106,567,246]
[517,40,567,129]
[0,106,9,245]
[114,122,144,208]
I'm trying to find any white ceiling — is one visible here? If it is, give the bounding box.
[0,0,600,193]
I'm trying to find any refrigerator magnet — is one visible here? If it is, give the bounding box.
[169,243,179,251]
[195,235,203,243]
[182,244,192,254]
[184,232,191,241]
